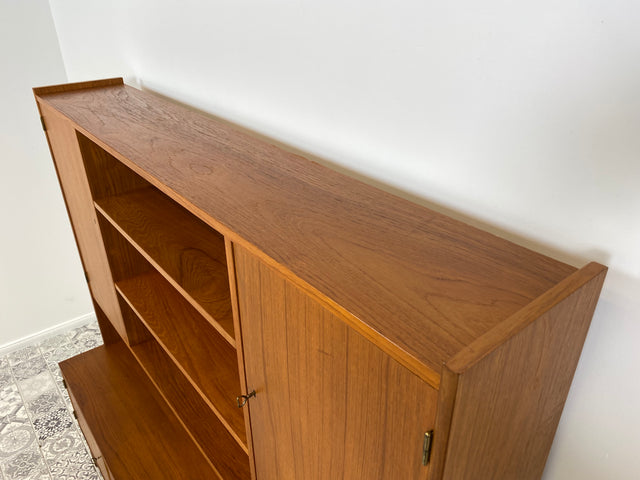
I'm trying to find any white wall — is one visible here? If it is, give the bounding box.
[47,1,640,478]
[0,0,92,349]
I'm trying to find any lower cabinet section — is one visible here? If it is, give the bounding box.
[60,342,233,479]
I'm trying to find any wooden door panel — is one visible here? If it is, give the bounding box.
[234,245,438,479]
[39,104,125,339]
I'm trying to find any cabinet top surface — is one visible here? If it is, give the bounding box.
[37,82,577,381]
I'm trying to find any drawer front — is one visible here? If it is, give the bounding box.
[65,383,101,459]
[64,378,114,479]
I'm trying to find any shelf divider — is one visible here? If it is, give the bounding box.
[115,270,247,447]
[95,187,235,345]
[131,335,251,478]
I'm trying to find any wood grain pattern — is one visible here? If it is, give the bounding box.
[429,367,460,480]
[440,266,607,479]
[77,131,150,200]
[36,102,125,339]
[95,212,153,345]
[131,334,251,479]
[235,245,438,480]
[115,270,246,446]
[95,210,152,284]
[96,187,235,344]
[447,262,607,373]
[36,84,578,383]
[60,342,218,479]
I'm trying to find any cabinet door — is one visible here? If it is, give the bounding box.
[234,245,438,479]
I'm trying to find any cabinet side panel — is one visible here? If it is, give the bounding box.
[235,245,438,480]
[38,103,125,339]
[442,269,606,480]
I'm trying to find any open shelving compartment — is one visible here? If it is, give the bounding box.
[60,132,251,479]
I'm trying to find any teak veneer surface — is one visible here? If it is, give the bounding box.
[59,342,218,479]
[131,337,251,479]
[38,84,577,380]
[95,187,235,344]
[235,244,439,480]
[115,271,246,444]
[440,267,607,479]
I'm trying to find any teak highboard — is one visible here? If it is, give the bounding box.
[34,78,606,480]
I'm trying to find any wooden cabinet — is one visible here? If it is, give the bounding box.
[34,78,607,480]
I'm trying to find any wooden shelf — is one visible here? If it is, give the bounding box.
[95,187,235,345]
[59,342,218,480]
[131,336,251,479]
[115,270,247,446]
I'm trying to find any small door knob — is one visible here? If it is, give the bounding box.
[237,390,256,408]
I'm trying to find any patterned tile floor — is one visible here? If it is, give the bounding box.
[0,321,104,480]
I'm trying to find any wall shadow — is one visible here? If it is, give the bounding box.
[139,81,611,272]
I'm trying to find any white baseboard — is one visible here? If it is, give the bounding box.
[0,312,97,356]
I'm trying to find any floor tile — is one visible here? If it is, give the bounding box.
[67,325,103,352]
[33,407,74,442]
[17,372,56,403]
[38,333,71,354]
[40,429,84,461]
[0,404,29,433]
[7,346,40,367]
[11,356,48,382]
[0,419,37,459]
[0,320,103,480]
[26,390,66,421]
[0,370,13,390]
[49,448,100,480]
[0,445,50,479]
[43,344,83,367]
[0,384,23,418]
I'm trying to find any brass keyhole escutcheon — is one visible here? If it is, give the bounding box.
[237,390,256,408]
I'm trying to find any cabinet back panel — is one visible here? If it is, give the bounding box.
[77,132,151,200]
[235,245,438,480]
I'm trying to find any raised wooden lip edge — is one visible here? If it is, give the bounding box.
[428,261,607,480]
[35,85,443,389]
[445,261,607,374]
[33,77,124,96]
